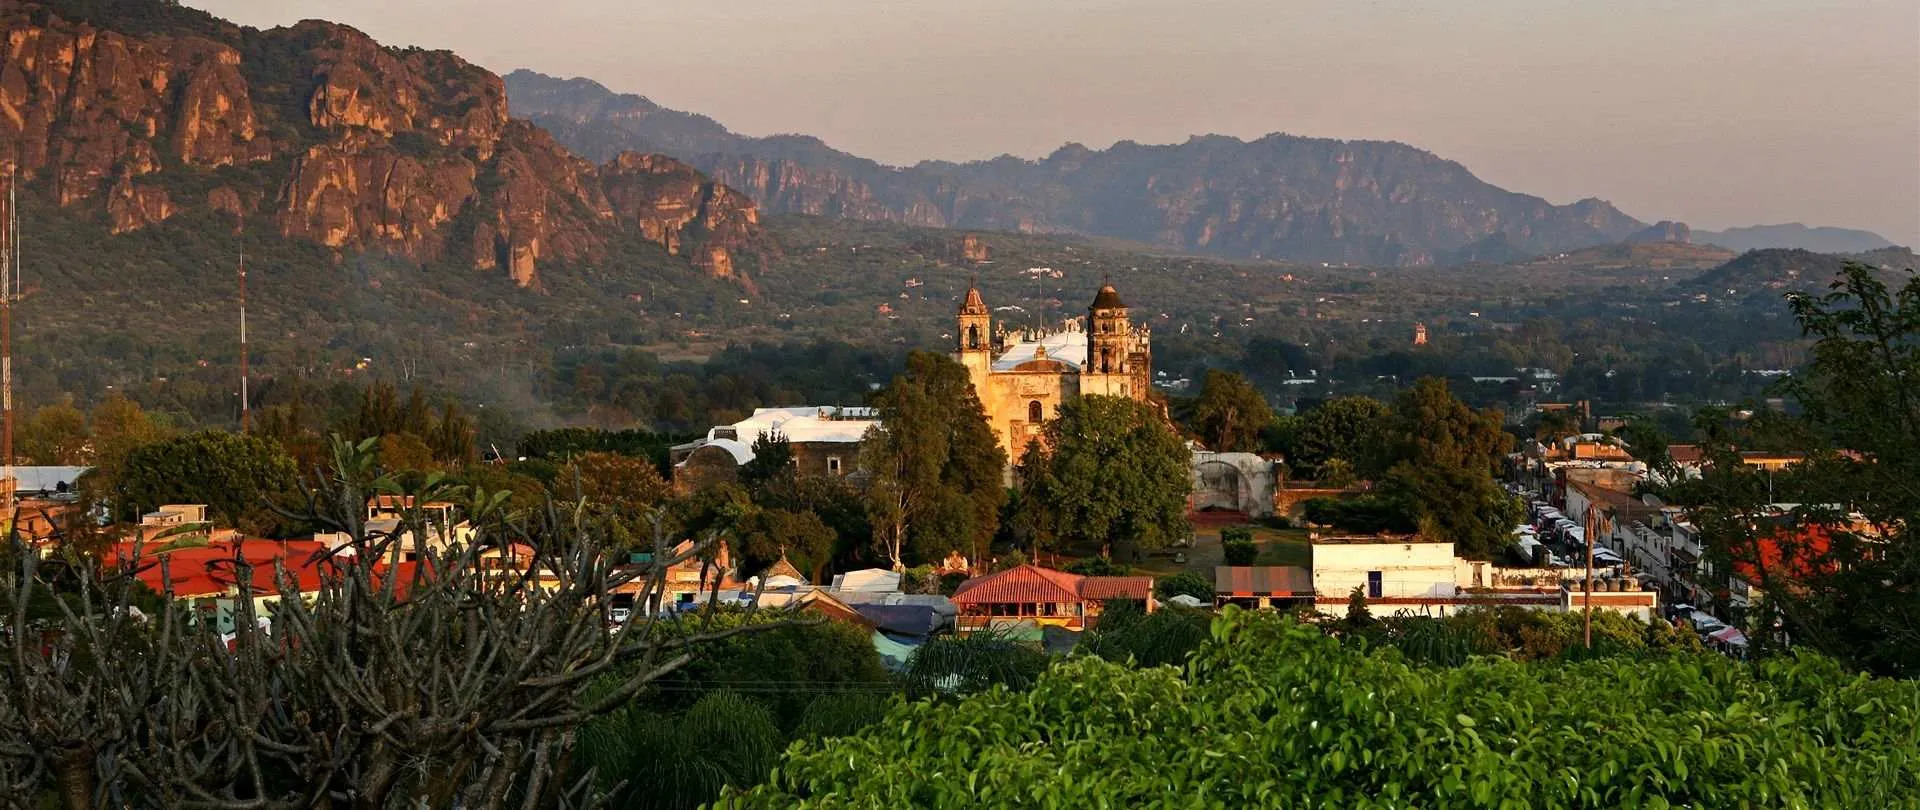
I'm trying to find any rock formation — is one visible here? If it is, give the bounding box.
[507,69,1653,266]
[0,2,767,287]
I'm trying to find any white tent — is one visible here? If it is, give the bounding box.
[1167,594,1207,608]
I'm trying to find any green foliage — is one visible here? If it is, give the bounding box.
[1302,494,1417,534]
[1291,395,1389,478]
[1151,570,1213,603]
[517,427,681,468]
[732,507,836,581]
[1077,602,1211,668]
[1370,378,1522,560]
[860,351,1006,569]
[1666,262,1920,676]
[1023,396,1190,560]
[739,429,795,491]
[1063,556,1129,576]
[902,630,1051,700]
[578,690,783,810]
[734,610,1920,807]
[1190,369,1273,452]
[638,608,893,734]
[1221,537,1258,566]
[113,430,299,534]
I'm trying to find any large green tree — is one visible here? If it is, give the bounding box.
[1024,395,1189,560]
[859,352,1006,570]
[1291,396,1389,479]
[1190,369,1273,453]
[113,431,301,535]
[1370,378,1521,560]
[1668,262,1920,676]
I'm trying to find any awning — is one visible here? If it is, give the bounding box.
[1689,610,1726,630]
[1709,626,1748,646]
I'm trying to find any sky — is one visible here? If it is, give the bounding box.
[188,0,1920,245]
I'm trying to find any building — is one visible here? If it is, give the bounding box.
[1190,448,1280,518]
[671,406,879,492]
[1235,531,1658,619]
[953,283,1153,458]
[949,564,1152,632]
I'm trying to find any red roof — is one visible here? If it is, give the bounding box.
[1080,576,1153,601]
[1667,444,1704,465]
[114,538,336,598]
[1732,524,1837,584]
[951,564,1151,605]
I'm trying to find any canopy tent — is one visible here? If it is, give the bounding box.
[1167,594,1207,608]
[1689,610,1727,631]
[1708,626,1749,646]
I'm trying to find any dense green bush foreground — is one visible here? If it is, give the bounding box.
[729,609,1920,808]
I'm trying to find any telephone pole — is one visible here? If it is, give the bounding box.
[2,168,17,509]
[238,224,249,434]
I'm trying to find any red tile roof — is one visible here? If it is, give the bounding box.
[1080,576,1153,601]
[114,538,336,598]
[951,564,1151,605]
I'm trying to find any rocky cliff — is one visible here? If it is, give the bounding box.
[508,69,1652,266]
[0,1,767,286]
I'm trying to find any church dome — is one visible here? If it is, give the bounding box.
[1090,284,1126,309]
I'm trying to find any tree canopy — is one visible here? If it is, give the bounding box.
[1018,395,1189,559]
[859,351,1006,569]
[1190,369,1272,453]
[1289,395,1389,479]
[732,610,1920,808]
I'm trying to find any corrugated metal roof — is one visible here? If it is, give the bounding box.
[1080,576,1153,601]
[1214,566,1312,596]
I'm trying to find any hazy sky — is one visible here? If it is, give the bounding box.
[189,0,1920,244]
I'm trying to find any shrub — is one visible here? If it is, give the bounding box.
[1221,538,1258,566]
[1065,556,1129,576]
[734,611,1920,808]
[1153,571,1213,603]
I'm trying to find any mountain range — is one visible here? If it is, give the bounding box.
[506,70,1658,267]
[0,0,772,288]
[1692,224,1898,254]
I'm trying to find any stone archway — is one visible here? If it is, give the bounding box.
[1193,460,1250,512]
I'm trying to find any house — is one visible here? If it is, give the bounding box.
[949,564,1152,632]
[364,496,474,558]
[1299,531,1656,619]
[670,406,879,493]
[1214,565,1312,609]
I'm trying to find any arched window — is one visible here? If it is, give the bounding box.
[1100,347,1113,372]
[1028,400,1044,424]
[967,324,980,349]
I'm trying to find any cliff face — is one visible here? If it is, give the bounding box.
[508,69,1651,266]
[0,2,766,286]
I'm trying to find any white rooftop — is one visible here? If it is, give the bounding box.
[993,330,1087,371]
[681,406,880,466]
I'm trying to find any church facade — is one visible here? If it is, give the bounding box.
[954,283,1153,458]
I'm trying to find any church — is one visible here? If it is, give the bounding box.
[953,282,1153,457]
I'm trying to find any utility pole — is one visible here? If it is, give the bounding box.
[2,168,16,511]
[238,223,250,434]
[1583,500,1596,649]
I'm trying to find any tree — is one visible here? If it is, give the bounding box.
[733,508,836,582]
[739,429,794,492]
[18,402,89,466]
[1668,262,1920,676]
[1221,527,1258,566]
[1191,370,1272,453]
[859,352,1005,570]
[1291,396,1389,479]
[84,393,171,494]
[1532,407,1582,442]
[1153,571,1213,603]
[1370,378,1521,560]
[1026,396,1190,560]
[565,451,671,521]
[114,431,300,534]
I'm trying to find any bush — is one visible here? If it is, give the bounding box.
[1078,602,1212,668]
[1220,526,1254,545]
[1064,556,1129,576]
[734,611,1920,808]
[1221,538,1258,566]
[1153,571,1213,603]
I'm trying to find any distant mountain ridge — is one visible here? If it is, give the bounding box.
[1693,224,1899,254]
[506,70,1654,266]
